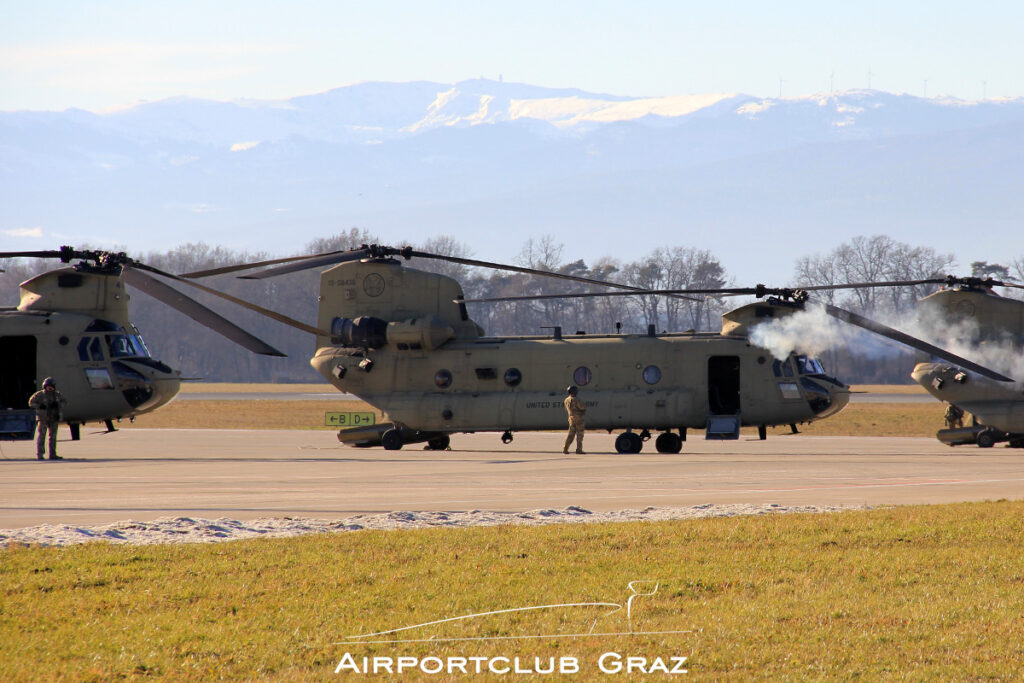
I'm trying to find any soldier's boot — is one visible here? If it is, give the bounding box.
[36,452,45,460]
[49,454,63,460]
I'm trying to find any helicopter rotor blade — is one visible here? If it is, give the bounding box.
[121,267,287,357]
[401,249,703,301]
[0,250,67,259]
[179,248,369,279]
[821,303,1013,382]
[235,248,377,279]
[129,263,330,338]
[182,244,705,301]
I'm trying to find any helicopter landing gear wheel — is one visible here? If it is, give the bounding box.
[426,435,450,451]
[381,428,404,451]
[501,430,514,444]
[615,432,644,454]
[655,432,682,454]
[976,429,997,449]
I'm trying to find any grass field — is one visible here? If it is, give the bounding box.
[4,501,1024,680]
[6,383,1004,680]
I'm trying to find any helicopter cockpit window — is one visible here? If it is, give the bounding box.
[434,369,453,388]
[573,366,592,386]
[77,337,105,362]
[106,334,149,358]
[772,358,796,377]
[795,355,825,375]
[128,330,152,357]
[504,368,522,387]
[642,365,661,385]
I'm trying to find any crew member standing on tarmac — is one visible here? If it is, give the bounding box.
[28,377,67,460]
[563,385,586,454]
[944,402,965,429]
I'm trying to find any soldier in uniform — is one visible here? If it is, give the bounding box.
[28,377,67,460]
[563,385,586,454]
[944,402,965,429]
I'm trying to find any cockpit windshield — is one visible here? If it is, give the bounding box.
[795,355,825,375]
[106,334,151,358]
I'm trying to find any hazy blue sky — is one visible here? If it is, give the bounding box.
[2,0,1022,111]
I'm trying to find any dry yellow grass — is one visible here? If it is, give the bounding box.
[124,385,952,438]
[757,404,947,438]
[177,382,331,394]
[125,399,383,430]
[850,384,928,394]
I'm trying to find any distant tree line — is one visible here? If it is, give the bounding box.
[2,232,1022,384]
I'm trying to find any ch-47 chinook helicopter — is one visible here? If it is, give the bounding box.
[0,246,316,442]
[182,244,1011,453]
[901,275,1024,448]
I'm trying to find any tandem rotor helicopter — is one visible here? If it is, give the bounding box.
[907,276,1024,448]
[180,244,1016,454]
[0,246,319,441]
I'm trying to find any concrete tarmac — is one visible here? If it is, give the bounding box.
[2,429,1023,529]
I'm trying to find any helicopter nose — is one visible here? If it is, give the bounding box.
[825,383,851,416]
[911,362,944,389]
[801,378,850,418]
[113,359,182,414]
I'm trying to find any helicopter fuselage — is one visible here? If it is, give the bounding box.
[911,286,1024,445]
[0,309,181,425]
[308,258,849,449]
[312,331,849,433]
[1,264,182,438]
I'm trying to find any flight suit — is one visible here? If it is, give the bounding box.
[944,403,964,429]
[563,395,586,454]
[28,387,67,460]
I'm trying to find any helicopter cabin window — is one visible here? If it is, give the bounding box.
[573,366,592,386]
[435,369,453,388]
[504,368,522,387]
[84,367,114,390]
[795,355,825,375]
[642,365,662,385]
[778,382,801,400]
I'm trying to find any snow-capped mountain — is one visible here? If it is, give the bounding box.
[2,79,1023,281]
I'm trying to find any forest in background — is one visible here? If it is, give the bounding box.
[3,231,1022,384]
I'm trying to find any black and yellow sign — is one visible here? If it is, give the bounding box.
[325,411,376,427]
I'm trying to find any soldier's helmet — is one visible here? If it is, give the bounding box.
[566,385,578,396]
[42,377,56,389]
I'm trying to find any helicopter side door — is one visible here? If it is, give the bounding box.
[0,335,38,439]
[708,355,740,414]
[707,355,741,439]
[0,335,36,410]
